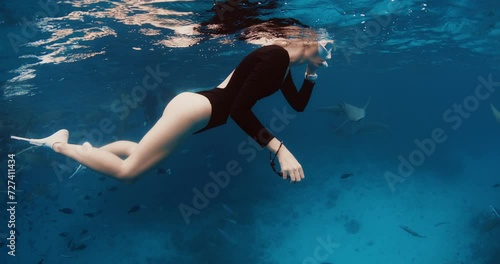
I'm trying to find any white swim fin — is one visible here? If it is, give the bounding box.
[11,129,69,149]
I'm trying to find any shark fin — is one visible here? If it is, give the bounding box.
[363,96,371,110]
[335,119,350,132]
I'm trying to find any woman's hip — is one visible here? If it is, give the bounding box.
[162,92,212,131]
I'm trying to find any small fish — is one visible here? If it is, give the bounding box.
[83,195,91,200]
[217,228,236,244]
[14,228,20,236]
[83,213,95,218]
[128,204,142,214]
[79,235,93,243]
[59,208,74,214]
[434,222,449,227]
[59,232,69,237]
[222,204,237,215]
[97,192,102,196]
[340,173,353,179]
[36,259,44,264]
[107,186,118,192]
[0,241,4,247]
[67,239,73,248]
[493,183,500,188]
[400,225,425,238]
[71,244,87,251]
[156,168,167,174]
[224,218,238,225]
[80,229,88,235]
[98,176,106,181]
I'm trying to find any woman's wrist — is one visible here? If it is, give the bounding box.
[306,64,318,74]
[266,137,283,153]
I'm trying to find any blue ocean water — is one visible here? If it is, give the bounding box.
[1,0,499,263]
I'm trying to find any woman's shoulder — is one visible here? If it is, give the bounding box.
[257,44,287,53]
[254,44,289,61]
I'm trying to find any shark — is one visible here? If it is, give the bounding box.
[317,97,371,131]
[490,103,500,123]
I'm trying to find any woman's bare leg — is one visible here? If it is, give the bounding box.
[52,92,211,181]
[99,141,138,158]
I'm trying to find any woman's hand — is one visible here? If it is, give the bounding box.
[276,144,304,182]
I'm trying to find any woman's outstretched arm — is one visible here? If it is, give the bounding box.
[229,52,289,148]
[229,52,305,182]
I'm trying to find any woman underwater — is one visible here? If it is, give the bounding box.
[12,39,334,183]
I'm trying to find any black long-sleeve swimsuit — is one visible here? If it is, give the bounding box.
[194,45,315,147]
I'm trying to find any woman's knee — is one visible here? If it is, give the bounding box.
[116,168,139,182]
[115,161,144,182]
